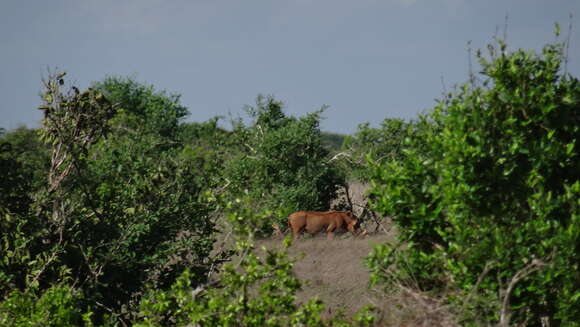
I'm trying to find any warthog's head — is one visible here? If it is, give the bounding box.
[345,212,367,237]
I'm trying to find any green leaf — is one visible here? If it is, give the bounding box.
[563,94,574,105]
[566,142,574,155]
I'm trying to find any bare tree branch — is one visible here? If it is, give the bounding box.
[499,259,548,327]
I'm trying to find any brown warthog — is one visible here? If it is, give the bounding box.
[288,210,362,240]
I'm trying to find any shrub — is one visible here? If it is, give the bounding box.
[224,95,344,233]
[1,73,220,325]
[342,118,414,181]
[0,284,86,327]
[367,37,580,326]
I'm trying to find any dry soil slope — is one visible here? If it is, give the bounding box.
[259,234,391,316]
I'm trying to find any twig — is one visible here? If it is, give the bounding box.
[499,259,547,327]
[343,183,354,213]
[244,143,257,154]
[563,13,574,75]
[28,243,63,288]
[467,41,475,87]
[460,261,494,313]
[503,14,509,42]
[208,230,233,281]
[328,151,351,163]
[361,201,390,235]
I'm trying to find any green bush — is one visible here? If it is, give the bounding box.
[224,95,345,233]
[69,76,220,320]
[0,127,49,194]
[1,73,221,325]
[321,131,346,153]
[342,118,414,181]
[93,76,188,139]
[0,284,86,327]
[367,38,580,326]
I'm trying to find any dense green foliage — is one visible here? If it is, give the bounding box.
[93,76,189,139]
[367,39,580,325]
[1,74,220,325]
[341,118,414,180]
[0,127,49,191]
[0,129,44,297]
[321,132,346,152]
[1,77,347,325]
[0,283,86,327]
[223,95,345,232]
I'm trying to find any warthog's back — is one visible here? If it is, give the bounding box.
[288,210,358,240]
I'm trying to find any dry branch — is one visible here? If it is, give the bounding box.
[499,259,548,327]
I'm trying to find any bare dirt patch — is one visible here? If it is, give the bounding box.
[257,234,392,317]
[257,232,458,326]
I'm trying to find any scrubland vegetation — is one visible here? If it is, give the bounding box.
[1,33,579,326]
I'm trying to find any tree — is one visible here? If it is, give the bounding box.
[79,76,220,321]
[223,95,344,233]
[321,132,346,153]
[367,38,580,325]
[93,76,188,139]
[1,73,221,325]
[0,127,49,192]
[342,118,414,180]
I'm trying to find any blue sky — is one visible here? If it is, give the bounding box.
[1,0,579,133]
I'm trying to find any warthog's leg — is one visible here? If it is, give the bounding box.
[326,224,336,240]
[293,222,307,241]
[292,227,301,241]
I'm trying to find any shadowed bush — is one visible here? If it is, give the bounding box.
[367,36,580,326]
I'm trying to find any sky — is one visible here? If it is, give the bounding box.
[1,1,579,134]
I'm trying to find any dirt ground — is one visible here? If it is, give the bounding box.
[257,231,458,327]
[224,181,458,326]
[257,233,393,317]
[252,182,397,318]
